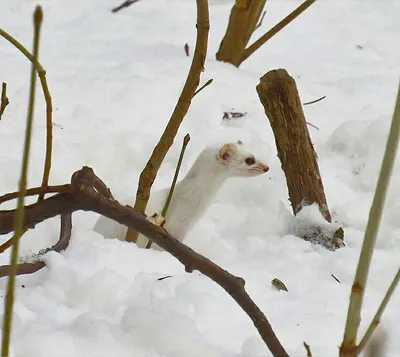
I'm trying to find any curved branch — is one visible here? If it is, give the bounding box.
[0,27,53,202]
[0,167,289,357]
[0,213,72,278]
[126,0,210,243]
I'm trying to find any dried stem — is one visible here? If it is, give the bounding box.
[125,0,210,243]
[356,268,400,356]
[0,166,289,357]
[111,0,141,13]
[340,81,400,357]
[0,82,9,120]
[303,95,326,106]
[303,342,312,357]
[1,7,42,356]
[193,78,213,97]
[240,0,316,65]
[255,10,267,31]
[146,134,191,249]
[0,24,53,202]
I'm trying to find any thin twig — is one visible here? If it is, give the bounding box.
[0,166,289,357]
[0,184,71,205]
[303,342,312,357]
[340,81,400,357]
[0,82,9,120]
[111,0,141,13]
[193,78,213,97]
[240,0,316,65]
[306,121,319,130]
[254,10,267,30]
[1,7,42,357]
[356,268,400,356]
[146,134,191,249]
[303,95,326,106]
[0,213,72,278]
[126,0,210,243]
[0,26,53,202]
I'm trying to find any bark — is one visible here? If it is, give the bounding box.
[256,69,343,248]
[216,0,267,66]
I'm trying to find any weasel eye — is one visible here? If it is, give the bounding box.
[245,157,255,165]
[222,153,230,161]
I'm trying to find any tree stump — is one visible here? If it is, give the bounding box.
[256,68,343,249]
[216,0,267,67]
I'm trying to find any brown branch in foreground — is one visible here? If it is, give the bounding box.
[126,0,210,243]
[0,166,289,357]
[303,342,312,357]
[240,0,316,65]
[0,213,72,278]
[111,0,141,13]
[0,82,9,120]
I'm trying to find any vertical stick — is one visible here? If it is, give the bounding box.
[1,6,42,357]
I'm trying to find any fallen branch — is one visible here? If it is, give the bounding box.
[0,166,289,357]
[0,213,72,278]
[0,82,9,120]
[111,0,141,13]
[126,0,210,243]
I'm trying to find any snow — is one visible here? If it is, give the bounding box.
[0,0,399,356]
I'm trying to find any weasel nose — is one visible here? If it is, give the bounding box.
[261,164,269,172]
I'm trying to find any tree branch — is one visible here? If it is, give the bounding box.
[0,26,53,202]
[126,0,210,243]
[0,82,9,120]
[0,166,289,357]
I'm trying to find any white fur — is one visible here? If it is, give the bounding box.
[93,141,269,250]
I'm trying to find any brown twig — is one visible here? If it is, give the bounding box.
[240,0,316,65]
[303,342,313,357]
[0,82,9,120]
[126,0,210,243]
[306,121,320,130]
[193,78,213,97]
[0,166,289,357]
[111,0,141,13]
[255,10,267,30]
[0,184,71,205]
[0,213,72,278]
[303,96,326,106]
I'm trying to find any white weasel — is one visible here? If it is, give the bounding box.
[93,141,269,250]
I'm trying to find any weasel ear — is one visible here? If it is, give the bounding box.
[218,143,232,161]
[237,140,242,145]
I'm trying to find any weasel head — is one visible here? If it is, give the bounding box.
[216,140,269,177]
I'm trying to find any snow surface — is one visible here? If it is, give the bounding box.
[0,0,399,356]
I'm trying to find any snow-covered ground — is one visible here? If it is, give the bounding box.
[0,0,399,356]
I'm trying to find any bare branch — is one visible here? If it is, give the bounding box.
[0,184,70,205]
[303,95,326,106]
[126,0,210,243]
[0,166,289,357]
[0,213,72,278]
[240,0,316,65]
[0,82,9,120]
[255,10,267,31]
[303,342,312,357]
[111,0,141,13]
[340,81,400,357]
[0,26,54,201]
